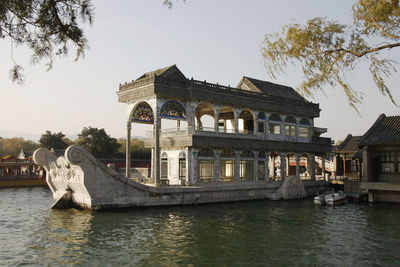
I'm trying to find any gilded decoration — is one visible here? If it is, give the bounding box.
[160,100,186,120]
[131,103,154,124]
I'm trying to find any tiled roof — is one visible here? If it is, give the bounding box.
[136,64,186,81]
[359,114,400,146]
[333,134,362,152]
[239,77,306,102]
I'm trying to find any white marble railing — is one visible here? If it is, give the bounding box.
[145,126,313,143]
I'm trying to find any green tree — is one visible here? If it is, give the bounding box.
[261,0,400,110]
[0,137,40,156]
[39,130,69,149]
[117,138,151,158]
[76,127,120,158]
[0,0,93,83]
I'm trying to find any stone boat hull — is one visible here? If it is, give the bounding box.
[33,145,327,210]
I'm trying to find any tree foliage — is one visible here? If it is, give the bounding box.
[0,0,93,83]
[261,0,400,110]
[39,130,70,149]
[117,138,151,158]
[76,127,120,158]
[0,137,40,157]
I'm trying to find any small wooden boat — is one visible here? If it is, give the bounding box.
[325,191,347,206]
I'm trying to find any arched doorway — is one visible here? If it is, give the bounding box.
[195,102,215,131]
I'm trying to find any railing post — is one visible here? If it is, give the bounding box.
[126,122,131,178]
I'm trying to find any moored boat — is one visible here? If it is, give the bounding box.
[314,191,329,205]
[325,191,347,206]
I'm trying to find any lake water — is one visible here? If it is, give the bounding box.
[1,187,400,266]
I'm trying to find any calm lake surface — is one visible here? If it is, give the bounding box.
[1,187,400,266]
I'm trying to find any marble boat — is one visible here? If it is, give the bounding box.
[33,145,319,210]
[33,65,333,210]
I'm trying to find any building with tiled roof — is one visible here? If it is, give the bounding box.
[359,114,400,203]
[332,134,362,179]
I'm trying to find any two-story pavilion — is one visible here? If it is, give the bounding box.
[117,65,331,186]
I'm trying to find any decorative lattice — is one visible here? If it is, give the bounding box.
[160,100,186,119]
[300,118,310,126]
[197,148,215,158]
[285,116,296,123]
[258,151,266,158]
[240,150,254,158]
[257,112,266,120]
[221,149,235,158]
[131,102,154,123]
[269,113,281,122]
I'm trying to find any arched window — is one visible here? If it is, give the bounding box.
[299,118,310,137]
[131,102,154,124]
[239,110,254,134]
[300,118,310,126]
[220,149,235,182]
[285,116,296,123]
[258,151,266,159]
[160,100,186,120]
[269,113,281,122]
[195,102,215,132]
[197,148,214,158]
[197,148,214,183]
[241,150,254,158]
[240,150,254,181]
[221,149,235,158]
[284,116,296,136]
[257,112,266,133]
[268,114,281,135]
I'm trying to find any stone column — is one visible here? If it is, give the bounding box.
[214,152,220,182]
[322,154,326,180]
[150,148,154,180]
[296,153,301,178]
[154,116,161,185]
[280,152,286,181]
[271,154,276,179]
[234,111,240,134]
[286,154,290,176]
[186,102,195,134]
[235,151,240,182]
[362,146,370,182]
[254,153,259,181]
[192,150,198,184]
[214,108,220,134]
[265,153,270,181]
[126,122,131,178]
[311,153,316,181]
[185,147,190,185]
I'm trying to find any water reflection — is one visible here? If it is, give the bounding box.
[2,188,400,266]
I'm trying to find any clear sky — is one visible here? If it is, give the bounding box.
[0,0,399,143]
